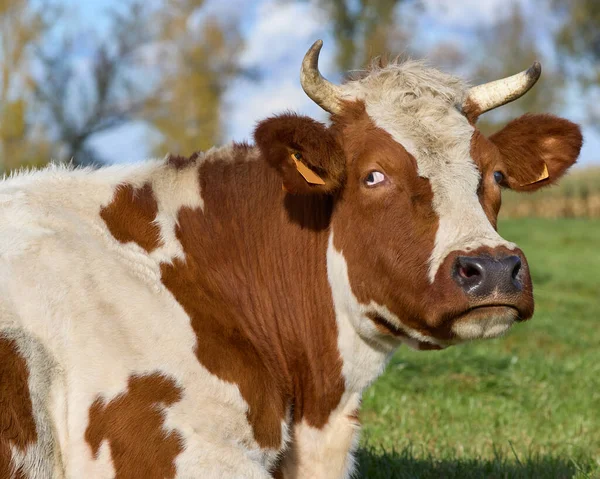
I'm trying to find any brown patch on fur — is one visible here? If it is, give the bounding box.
[0,338,37,478]
[489,114,582,192]
[85,373,183,479]
[271,467,285,479]
[416,342,444,351]
[160,151,344,448]
[255,113,346,195]
[100,183,161,252]
[366,312,444,350]
[462,97,481,125]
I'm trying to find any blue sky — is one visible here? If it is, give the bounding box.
[59,0,599,166]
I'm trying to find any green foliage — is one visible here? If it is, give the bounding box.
[472,5,565,135]
[552,0,600,125]
[356,218,600,477]
[305,0,417,71]
[554,0,600,84]
[0,0,53,172]
[146,0,246,156]
[1,0,247,168]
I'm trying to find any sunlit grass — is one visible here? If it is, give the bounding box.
[356,218,600,478]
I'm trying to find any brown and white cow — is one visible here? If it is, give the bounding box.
[0,40,582,478]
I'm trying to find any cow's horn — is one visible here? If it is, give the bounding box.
[464,62,542,117]
[300,40,344,115]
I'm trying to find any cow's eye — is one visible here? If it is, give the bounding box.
[493,171,504,184]
[365,171,386,187]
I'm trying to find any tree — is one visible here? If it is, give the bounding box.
[34,2,153,166]
[301,0,417,72]
[552,0,600,123]
[0,0,53,172]
[145,0,247,156]
[553,0,600,82]
[467,4,565,134]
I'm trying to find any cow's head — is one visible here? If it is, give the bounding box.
[255,40,582,349]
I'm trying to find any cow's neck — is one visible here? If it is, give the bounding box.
[164,146,349,438]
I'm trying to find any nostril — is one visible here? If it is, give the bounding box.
[455,257,484,284]
[459,264,480,279]
[510,256,522,280]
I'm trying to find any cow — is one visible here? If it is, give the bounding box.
[0,39,582,478]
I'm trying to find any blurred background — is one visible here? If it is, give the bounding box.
[1,1,599,476]
[3,0,598,217]
[1,1,599,170]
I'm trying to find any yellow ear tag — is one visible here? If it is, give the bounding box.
[520,162,549,186]
[291,153,325,185]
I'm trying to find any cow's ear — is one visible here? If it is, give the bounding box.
[254,113,345,195]
[489,113,583,192]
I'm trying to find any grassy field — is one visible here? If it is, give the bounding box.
[356,218,600,478]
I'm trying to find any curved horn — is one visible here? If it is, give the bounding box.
[465,62,542,117]
[300,40,344,115]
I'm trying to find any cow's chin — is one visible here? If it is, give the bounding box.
[451,306,520,341]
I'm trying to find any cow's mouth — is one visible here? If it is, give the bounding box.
[451,305,521,340]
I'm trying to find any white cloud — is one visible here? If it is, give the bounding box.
[225,77,327,143]
[241,0,326,68]
[224,0,334,143]
[187,0,250,30]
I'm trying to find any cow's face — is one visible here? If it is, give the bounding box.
[255,42,582,349]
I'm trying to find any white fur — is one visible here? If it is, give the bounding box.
[0,149,284,478]
[280,393,361,479]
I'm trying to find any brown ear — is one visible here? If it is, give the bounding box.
[489,113,583,192]
[254,113,345,195]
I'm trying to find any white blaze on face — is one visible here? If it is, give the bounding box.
[340,60,515,283]
[388,112,516,283]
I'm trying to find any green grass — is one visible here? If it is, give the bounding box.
[356,218,600,478]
